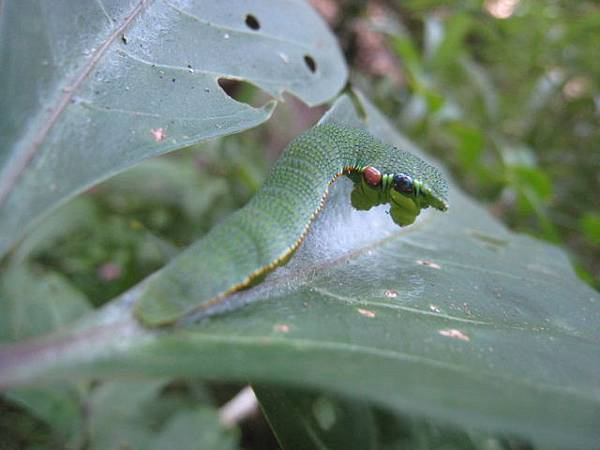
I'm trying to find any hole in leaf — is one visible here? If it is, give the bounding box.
[217,78,272,108]
[245,14,260,30]
[304,55,317,73]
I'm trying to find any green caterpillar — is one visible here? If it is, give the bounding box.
[134,124,448,326]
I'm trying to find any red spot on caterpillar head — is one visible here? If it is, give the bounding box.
[363,166,382,187]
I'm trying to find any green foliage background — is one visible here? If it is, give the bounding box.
[351,0,599,288]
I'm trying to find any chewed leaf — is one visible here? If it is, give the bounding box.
[0,0,347,257]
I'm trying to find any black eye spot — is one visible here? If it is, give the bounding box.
[245,14,260,30]
[393,174,414,195]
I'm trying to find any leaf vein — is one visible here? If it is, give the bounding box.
[312,287,494,326]
[0,0,150,206]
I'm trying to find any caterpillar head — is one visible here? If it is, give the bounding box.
[351,165,448,227]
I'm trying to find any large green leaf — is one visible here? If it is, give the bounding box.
[1,93,599,449]
[0,0,346,256]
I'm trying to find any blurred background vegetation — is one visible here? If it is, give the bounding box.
[333,0,600,289]
[2,0,599,448]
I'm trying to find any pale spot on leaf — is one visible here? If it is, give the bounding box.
[438,329,470,342]
[150,127,166,142]
[384,289,398,298]
[357,308,376,318]
[417,259,441,269]
[274,324,290,333]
